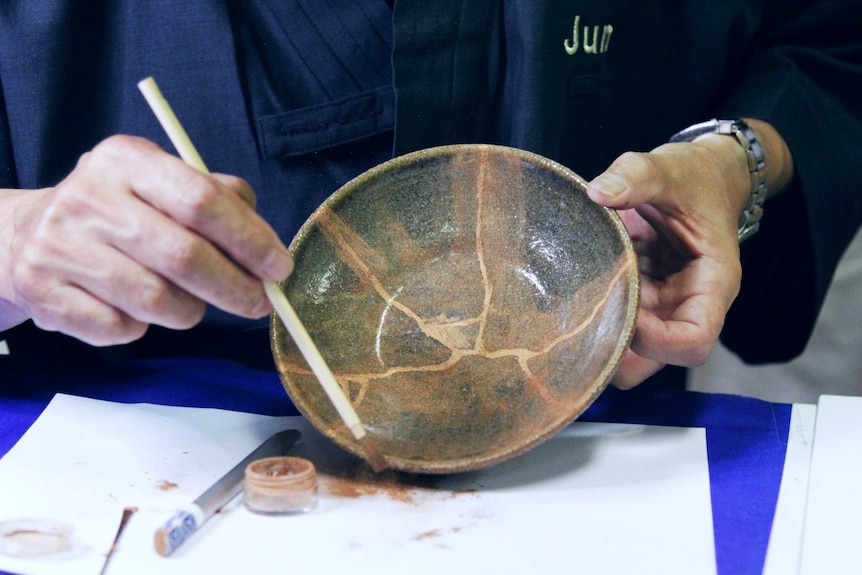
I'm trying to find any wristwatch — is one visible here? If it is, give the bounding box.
[670,119,768,242]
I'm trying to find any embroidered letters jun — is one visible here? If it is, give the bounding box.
[564,16,613,55]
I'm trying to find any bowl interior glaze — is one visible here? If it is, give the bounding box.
[271,144,639,473]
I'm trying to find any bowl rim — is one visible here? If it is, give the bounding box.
[271,143,640,473]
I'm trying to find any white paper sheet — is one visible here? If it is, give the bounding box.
[763,403,816,575]
[0,394,717,575]
[799,395,862,575]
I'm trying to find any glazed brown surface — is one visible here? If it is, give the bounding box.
[272,144,638,473]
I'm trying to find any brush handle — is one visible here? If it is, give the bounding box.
[153,429,301,556]
[153,506,204,557]
[138,76,367,443]
[138,77,208,172]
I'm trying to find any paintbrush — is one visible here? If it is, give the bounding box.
[153,429,301,556]
[137,77,387,474]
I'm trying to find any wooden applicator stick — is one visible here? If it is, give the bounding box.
[137,77,387,473]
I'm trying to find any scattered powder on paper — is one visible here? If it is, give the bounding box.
[411,527,464,542]
[314,459,493,547]
[156,480,179,491]
[319,461,475,505]
[321,468,419,503]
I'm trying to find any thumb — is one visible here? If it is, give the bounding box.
[586,150,667,211]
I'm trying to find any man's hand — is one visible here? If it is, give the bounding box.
[587,134,752,389]
[1,135,293,345]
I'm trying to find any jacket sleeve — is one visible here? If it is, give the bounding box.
[0,76,15,189]
[715,0,862,363]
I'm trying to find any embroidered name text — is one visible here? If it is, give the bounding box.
[564,16,613,55]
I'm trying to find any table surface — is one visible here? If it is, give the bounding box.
[0,352,792,575]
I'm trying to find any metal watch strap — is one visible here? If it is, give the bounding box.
[670,119,768,242]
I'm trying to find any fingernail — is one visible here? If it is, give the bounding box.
[263,249,294,281]
[589,174,627,198]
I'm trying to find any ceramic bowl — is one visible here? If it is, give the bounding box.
[271,144,638,473]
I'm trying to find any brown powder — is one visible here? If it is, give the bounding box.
[313,460,492,547]
[412,529,442,541]
[411,526,464,543]
[156,480,178,491]
[320,468,418,503]
[322,475,416,503]
[318,461,476,505]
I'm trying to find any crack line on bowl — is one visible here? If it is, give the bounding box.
[472,146,494,356]
[280,257,633,409]
[284,147,636,417]
[316,204,451,347]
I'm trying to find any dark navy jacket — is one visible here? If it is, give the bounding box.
[2,0,861,368]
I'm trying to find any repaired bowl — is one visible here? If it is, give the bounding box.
[271,144,638,473]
